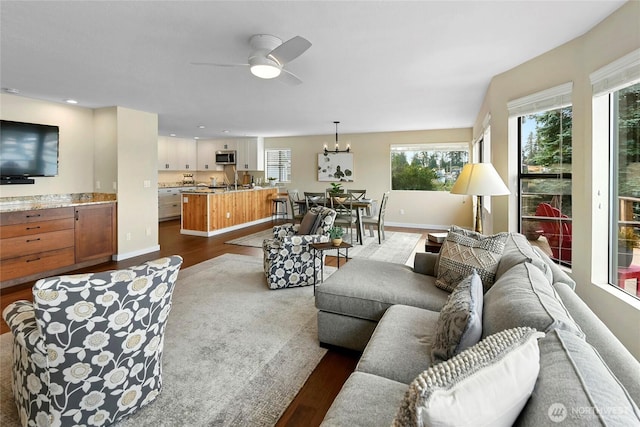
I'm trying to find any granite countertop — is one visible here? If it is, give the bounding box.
[0,193,117,213]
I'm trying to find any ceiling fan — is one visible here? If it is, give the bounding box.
[192,34,312,85]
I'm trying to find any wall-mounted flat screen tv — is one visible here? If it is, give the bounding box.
[0,120,60,178]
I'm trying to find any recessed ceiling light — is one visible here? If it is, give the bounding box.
[198,125,205,129]
[222,130,230,133]
[169,133,176,137]
[65,99,78,104]
[2,88,20,94]
[194,137,200,140]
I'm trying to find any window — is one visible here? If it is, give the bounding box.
[265,149,291,183]
[591,49,640,299]
[509,83,573,266]
[390,142,469,191]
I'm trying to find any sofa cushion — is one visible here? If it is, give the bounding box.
[435,225,508,293]
[532,247,577,290]
[321,372,408,427]
[482,262,584,339]
[316,259,449,322]
[495,232,552,283]
[393,327,544,427]
[356,305,440,385]
[554,282,640,403]
[514,329,640,426]
[431,270,483,362]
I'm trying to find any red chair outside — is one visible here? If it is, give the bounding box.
[535,202,572,265]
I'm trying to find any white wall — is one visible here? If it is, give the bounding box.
[0,94,94,197]
[473,1,640,358]
[115,107,159,258]
[265,128,474,229]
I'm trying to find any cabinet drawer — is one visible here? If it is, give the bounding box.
[0,218,75,239]
[0,207,74,225]
[0,229,75,260]
[0,247,75,282]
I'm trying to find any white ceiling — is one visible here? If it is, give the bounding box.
[0,1,625,139]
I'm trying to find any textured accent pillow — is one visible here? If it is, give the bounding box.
[435,225,508,292]
[431,270,483,362]
[297,211,319,235]
[393,327,544,427]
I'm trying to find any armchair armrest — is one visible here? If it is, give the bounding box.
[280,234,330,246]
[273,223,297,238]
[414,252,439,276]
[2,300,44,353]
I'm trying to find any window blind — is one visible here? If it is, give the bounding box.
[265,149,291,182]
[507,82,573,117]
[590,48,640,96]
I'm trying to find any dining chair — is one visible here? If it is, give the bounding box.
[304,192,326,210]
[361,192,390,244]
[287,189,305,223]
[331,193,358,243]
[347,189,367,200]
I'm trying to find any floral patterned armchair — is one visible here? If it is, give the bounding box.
[263,207,336,289]
[2,255,183,427]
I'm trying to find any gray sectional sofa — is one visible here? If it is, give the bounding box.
[316,231,640,426]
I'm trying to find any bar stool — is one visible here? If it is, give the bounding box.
[272,193,288,220]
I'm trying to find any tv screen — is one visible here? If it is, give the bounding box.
[0,120,59,177]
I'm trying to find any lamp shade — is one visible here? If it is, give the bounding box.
[450,163,510,196]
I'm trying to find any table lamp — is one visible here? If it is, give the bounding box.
[450,163,511,234]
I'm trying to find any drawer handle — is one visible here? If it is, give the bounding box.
[26,238,41,243]
[26,214,41,218]
[26,226,41,230]
[26,257,41,263]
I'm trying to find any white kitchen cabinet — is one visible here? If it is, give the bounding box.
[157,137,197,171]
[236,137,264,171]
[197,140,223,171]
[158,186,196,220]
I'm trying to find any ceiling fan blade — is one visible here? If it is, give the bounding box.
[190,62,248,67]
[279,68,303,86]
[269,36,311,64]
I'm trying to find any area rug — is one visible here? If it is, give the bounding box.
[0,254,330,427]
[226,229,422,264]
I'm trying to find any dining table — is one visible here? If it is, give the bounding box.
[294,197,376,245]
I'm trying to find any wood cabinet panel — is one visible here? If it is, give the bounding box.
[75,204,116,263]
[0,207,74,225]
[0,247,75,282]
[0,217,74,239]
[0,229,75,259]
[182,194,208,231]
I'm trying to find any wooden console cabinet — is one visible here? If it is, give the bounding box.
[0,202,116,288]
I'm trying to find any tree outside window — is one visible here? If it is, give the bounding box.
[391,143,469,191]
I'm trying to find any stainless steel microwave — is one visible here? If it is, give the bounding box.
[215,150,236,165]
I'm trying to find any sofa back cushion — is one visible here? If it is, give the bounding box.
[495,233,552,283]
[435,226,508,293]
[514,329,640,426]
[482,262,584,339]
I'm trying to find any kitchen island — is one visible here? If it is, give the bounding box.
[180,187,279,236]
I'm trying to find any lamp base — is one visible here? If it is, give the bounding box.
[475,198,483,234]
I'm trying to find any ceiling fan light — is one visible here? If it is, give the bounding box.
[250,64,281,79]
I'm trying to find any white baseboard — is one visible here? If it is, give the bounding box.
[180,217,273,237]
[113,245,160,261]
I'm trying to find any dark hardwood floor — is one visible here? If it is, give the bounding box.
[0,218,430,426]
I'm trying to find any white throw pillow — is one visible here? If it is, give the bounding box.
[393,327,544,427]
